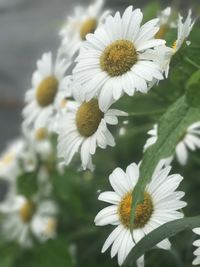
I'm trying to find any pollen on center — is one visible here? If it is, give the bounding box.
[76,99,104,137]
[36,76,58,107]
[118,191,154,229]
[100,40,138,77]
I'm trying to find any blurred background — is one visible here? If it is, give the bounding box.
[0,0,199,150]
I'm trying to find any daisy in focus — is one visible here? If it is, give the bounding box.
[2,195,58,247]
[57,85,127,170]
[23,52,71,131]
[144,122,200,166]
[95,163,186,265]
[73,5,166,111]
[192,228,200,265]
[59,0,110,58]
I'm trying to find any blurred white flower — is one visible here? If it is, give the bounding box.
[0,139,25,177]
[144,122,200,166]
[95,163,186,266]
[73,6,165,111]
[57,84,127,170]
[59,0,110,58]
[23,52,71,131]
[2,195,58,247]
[155,7,172,39]
[192,228,200,265]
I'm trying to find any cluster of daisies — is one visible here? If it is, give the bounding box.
[1,0,200,266]
[0,132,58,247]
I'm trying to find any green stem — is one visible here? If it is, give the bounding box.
[184,56,200,69]
[128,109,165,117]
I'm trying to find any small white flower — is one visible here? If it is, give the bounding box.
[192,228,200,265]
[23,52,71,130]
[144,122,200,166]
[0,139,25,176]
[57,84,127,170]
[94,163,186,266]
[59,0,110,58]
[173,10,195,53]
[23,125,53,162]
[2,195,58,247]
[73,5,166,111]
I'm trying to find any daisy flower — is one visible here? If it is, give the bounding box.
[59,0,110,58]
[57,85,127,170]
[23,52,71,130]
[0,139,25,176]
[144,122,200,166]
[73,5,166,111]
[95,163,186,265]
[23,125,54,162]
[2,195,58,247]
[192,228,200,265]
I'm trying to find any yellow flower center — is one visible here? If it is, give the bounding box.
[19,201,35,223]
[0,153,14,166]
[155,24,169,39]
[36,76,58,107]
[118,191,153,229]
[80,18,97,40]
[35,128,48,141]
[76,99,103,137]
[100,40,138,77]
[45,218,57,235]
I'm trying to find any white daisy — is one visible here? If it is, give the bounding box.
[192,228,200,265]
[73,5,166,111]
[149,10,195,79]
[2,195,58,247]
[57,84,127,170]
[172,10,195,53]
[144,122,200,166]
[23,52,71,130]
[59,0,110,58]
[94,163,186,265]
[22,125,53,162]
[0,139,25,176]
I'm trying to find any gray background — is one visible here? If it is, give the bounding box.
[0,0,199,150]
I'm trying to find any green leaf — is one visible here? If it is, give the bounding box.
[0,242,19,267]
[17,172,38,198]
[130,96,200,227]
[34,239,74,267]
[125,215,200,265]
[142,1,160,22]
[186,70,200,107]
[52,168,80,201]
[15,239,74,267]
